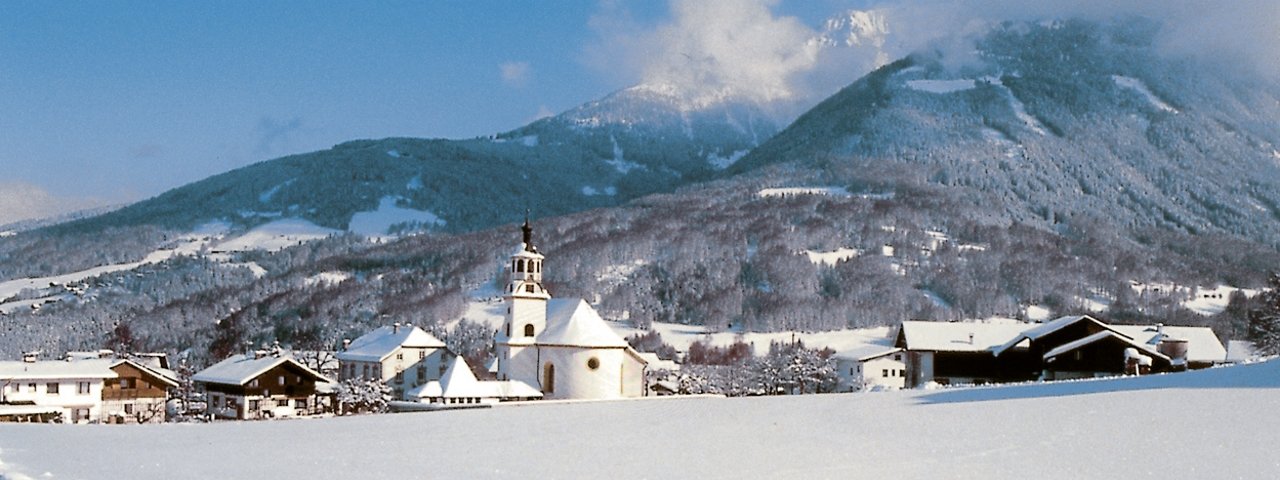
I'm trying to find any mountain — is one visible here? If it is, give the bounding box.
[3,18,1280,364]
[735,18,1280,246]
[59,86,777,237]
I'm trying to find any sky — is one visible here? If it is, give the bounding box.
[1,1,1276,225]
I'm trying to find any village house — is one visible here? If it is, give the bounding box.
[193,347,331,420]
[494,219,649,400]
[889,315,1227,388]
[64,350,180,424]
[833,345,906,392]
[0,355,117,423]
[336,324,451,400]
[99,358,179,424]
[409,356,542,406]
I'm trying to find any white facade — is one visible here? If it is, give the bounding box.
[834,347,907,392]
[494,219,648,400]
[0,359,115,423]
[337,324,451,400]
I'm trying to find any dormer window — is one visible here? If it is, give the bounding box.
[526,284,535,293]
[524,324,535,337]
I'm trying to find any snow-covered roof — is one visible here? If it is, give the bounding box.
[538,299,631,348]
[510,244,545,259]
[991,315,1119,355]
[192,352,330,386]
[897,321,1030,352]
[408,356,542,399]
[0,359,118,380]
[1110,325,1226,364]
[637,352,679,371]
[337,325,446,362]
[834,345,903,362]
[110,359,180,388]
[1042,330,1169,363]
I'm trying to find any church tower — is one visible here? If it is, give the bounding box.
[495,216,549,383]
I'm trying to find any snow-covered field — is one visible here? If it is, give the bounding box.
[1,360,1276,479]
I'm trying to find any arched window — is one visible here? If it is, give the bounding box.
[517,259,526,273]
[524,324,535,337]
[543,363,555,393]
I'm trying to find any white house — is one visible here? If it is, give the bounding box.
[409,356,542,406]
[0,358,116,423]
[337,324,451,400]
[833,345,907,392]
[494,219,648,400]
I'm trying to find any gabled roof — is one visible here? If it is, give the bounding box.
[192,352,330,386]
[0,359,118,380]
[991,315,1123,356]
[538,299,630,348]
[337,325,446,362]
[408,356,542,399]
[834,345,903,362]
[897,321,1030,352]
[110,359,180,388]
[1042,330,1170,363]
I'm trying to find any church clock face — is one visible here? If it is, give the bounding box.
[587,357,600,370]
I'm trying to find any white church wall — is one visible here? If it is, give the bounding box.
[540,347,626,400]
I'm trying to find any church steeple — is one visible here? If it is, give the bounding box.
[521,211,536,253]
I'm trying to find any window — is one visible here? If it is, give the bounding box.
[277,375,285,386]
[525,284,535,293]
[120,378,133,389]
[277,399,289,407]
[419,350,426,360]
[11,383,19,393]
[543,363,555,393]
[524,324,535,337]
[849,368,855,375]
[362,365,370,378]
[396,352,404,361]
[124,403,134,414]
[882,369,889,378]
[894,354,902,361]
[77,381,91,395]
[417,366,426,380]
[47,382,59,394]
[250,379,259,388]
[248,399,259,411]
[297,398,307,410]
[587,357,600,370]
[27,383,36,392]
[395,371,404,384]
[899,369,906,377]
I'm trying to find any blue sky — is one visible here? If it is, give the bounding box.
[1,1,1273,224]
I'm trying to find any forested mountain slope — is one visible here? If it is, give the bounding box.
[3,19,1279,366]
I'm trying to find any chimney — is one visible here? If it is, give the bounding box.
[1155,323,1165,339]
[272,340,282,357]
[393,322,401,334]
[968,333,975,345]
[22,351,38,363]
[342,339,351,351]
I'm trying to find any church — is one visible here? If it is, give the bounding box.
[494,219,649,400]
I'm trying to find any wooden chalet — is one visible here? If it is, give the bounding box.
[101,359,179,424]
[193,348,332,420]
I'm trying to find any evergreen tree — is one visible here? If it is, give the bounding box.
[1247,273,1280,356]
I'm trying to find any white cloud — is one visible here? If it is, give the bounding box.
[500,61,532,87]
[588,0,1280,114]
[0,182,117,226]
[588,0,821,107]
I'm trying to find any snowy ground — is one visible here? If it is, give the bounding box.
[1,360,1276,479]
